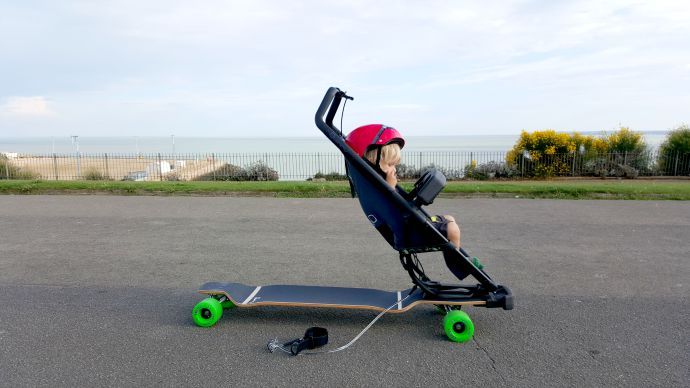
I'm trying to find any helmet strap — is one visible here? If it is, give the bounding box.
[370,125,388,168]
[370,125,388,148]
[362,147,386,179]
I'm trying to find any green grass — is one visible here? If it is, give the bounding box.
[1,179,689,199]
[433,180,690,200]
[0,180,352,197]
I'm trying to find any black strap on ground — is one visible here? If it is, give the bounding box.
[282,327,329,356]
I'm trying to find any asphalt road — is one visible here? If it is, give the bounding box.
[0,196,688,387]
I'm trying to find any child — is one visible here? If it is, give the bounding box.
[345,124,462,249]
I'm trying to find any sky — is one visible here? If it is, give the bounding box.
[1,0,689,137]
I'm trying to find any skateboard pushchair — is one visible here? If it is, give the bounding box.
[192,87,513,345]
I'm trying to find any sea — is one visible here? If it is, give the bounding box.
[0,133,670,155]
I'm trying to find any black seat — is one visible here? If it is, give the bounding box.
[311,88,455,254]
[345,160,448,253]
[315,87,510,304]
[310,88,451,253]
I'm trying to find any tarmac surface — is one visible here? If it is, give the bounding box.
[0,195,688,387]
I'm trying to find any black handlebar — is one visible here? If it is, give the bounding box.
[314,87,353,138]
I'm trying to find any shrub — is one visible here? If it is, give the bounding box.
[657,124,690,175]
[244,161,279,181]
[602,127,648,154]
[427,164,463,180]
[0,155,16,179]
[583,158,639,179]
[164,172,180,181]
[659,124,690,155]
[195,162,278,181]
[308,171,347,181]
[570,132,608,157]
[507,128,649,177]
[506,130,576,162]
[83,167,109,181]
[396,163,462,181]
[506,130,578,177]
[396,163,421,179]
[465,161,518,180]
[0,156,38,179]
[195,163,244,181]
[601,127,650,174]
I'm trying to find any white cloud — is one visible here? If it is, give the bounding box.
[1,1,689,136]
[1,96,55,117]
[379,103,428,112]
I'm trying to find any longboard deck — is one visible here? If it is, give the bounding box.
[198,282,486,313]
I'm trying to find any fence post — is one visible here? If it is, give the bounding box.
[4,158,9,179]
[104,153,109,179]
[674,152,679,176]
[157,153,162,181]
[52,153,58,180]
[212,153,216,180]
[571,153,576,176]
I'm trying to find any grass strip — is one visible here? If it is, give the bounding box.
[0,179,689,200]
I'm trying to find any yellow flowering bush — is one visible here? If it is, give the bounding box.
[507,130,583,177]
[571,132,607,156]
[600,127,650,172]
[507,127,649,177]
[506,130,575,162]
[603,127,647,154]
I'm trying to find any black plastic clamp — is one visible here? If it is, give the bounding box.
[485,285,514,310]
[282,327,329,356]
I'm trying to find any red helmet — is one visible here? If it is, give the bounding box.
[345,124,405,157]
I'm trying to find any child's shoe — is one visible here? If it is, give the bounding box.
[471,257,484,270]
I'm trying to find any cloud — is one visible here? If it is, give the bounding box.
[379,103,428,112]
[0,1,689,136]
[1,96,55,117]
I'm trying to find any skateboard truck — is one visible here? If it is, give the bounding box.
[268,327,329,356]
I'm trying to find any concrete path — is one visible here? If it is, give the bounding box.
[0,196,688,386]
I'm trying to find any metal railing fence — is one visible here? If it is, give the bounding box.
[1,150,688,181]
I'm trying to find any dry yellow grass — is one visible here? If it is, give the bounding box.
[9,156,217,181]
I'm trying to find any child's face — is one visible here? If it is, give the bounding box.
[380,156,400,173]
[365,143,401,173]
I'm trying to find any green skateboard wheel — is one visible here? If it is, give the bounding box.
[221,299,235,310]
[192,298,223,327]
[443,310,474,343]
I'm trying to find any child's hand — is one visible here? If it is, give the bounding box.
[381,163,398,187]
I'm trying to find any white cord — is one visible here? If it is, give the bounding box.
[267,292,412,356]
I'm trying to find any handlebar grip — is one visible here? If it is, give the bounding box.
[314,87,353,136]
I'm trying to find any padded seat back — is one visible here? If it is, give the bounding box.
[314,87,448,253]
[346,160,447,252]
